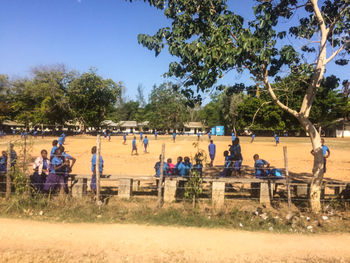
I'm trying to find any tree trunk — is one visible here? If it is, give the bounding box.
[233,117,237,136]
[298,117,323,213]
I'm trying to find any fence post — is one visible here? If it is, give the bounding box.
[283,146,291,209]
[96,134,101,203]
[6,142,12,199]
[157,144,165,208]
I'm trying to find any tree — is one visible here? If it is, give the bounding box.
[147,83,189,130]
[68,69,121,130]
[132,0,350,212]
[0,74,10,123]
[136,84,147,107]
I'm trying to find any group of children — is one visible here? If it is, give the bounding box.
[0,144,17,173]
[154,155,203,178]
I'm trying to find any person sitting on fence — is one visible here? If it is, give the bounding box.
[32,149,50,191]
[339,184,350,206]
[90,146,104,197]
[43,147,67,193]
[192,157,203,177]
[167,158,175,175]
[60,146,76,193]
[50,140,58,160]
[228,138,243,176]
[253,154,270,178]
[0,151,7,172]
[175,156,186,176]
[183,156,192,177]
[219,151,232,177]
[154,155,168,178]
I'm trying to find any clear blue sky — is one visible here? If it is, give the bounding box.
[0,0,348,102]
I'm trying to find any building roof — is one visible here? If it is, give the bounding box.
[118,121,138,128]
[138,121,150,126]
[101,120,119,127]
[184,122,205,128]
[2,120,25,127]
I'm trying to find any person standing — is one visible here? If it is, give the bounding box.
[131,136,138,155]
[90,146,104,197]
[208,131,211,140]
[173,131,176,142]
[232,132,236,142]
[311,138,330,173]
[208,140,216,167]
[251,132,255,143]
[274,133,280,146]
[123,133,127,145]
[143,136,149,153]
[197,132,200,141]
[154,131,158,140]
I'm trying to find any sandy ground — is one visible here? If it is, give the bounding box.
[0,218,349,263]
[1,135,350,181]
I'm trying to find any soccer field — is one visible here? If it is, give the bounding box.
[1,135,350,181]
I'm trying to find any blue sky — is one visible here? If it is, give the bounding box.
[0,0,348,102]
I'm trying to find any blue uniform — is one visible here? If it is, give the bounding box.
[58,136,64,146]
[232,132,235,141]
[143,138,149,152]
[123,133,126,142]
[208,143,216,160]
[154,131,157,139]
[255,159,269,178]
[173,132,176,139]
[251,134,255,142]
[91,154,104,191]
[322,145,330,173]
[193,163,203,176]
[140,132,143,140]
[208,132,211,139]
[154,161,168,177]
[132,138,137,150]
[50,146,58,159]
[175,162,186,176]
[183,162,192,177]
[0,155,7,172]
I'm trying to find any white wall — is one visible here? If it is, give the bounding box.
[336,129,350,137]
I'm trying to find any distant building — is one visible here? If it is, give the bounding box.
[184,122,205,134]
[324,119,350,137]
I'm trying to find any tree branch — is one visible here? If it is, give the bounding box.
[247,101,272,129]
[325,44,345,64]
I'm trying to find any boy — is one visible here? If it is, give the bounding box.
[0,151,7,172]
[253,154,270,178]
[91,146,104,196]
[108,130,111,142]
[143,135,149,153]
[154,131,158,140]
[58,135,64,147]
[208,131,211,140]
[311,138,330,173]
[197,132,200,141]
[33,130,38,139]
[103,130,107,139]
[232,132,236,142]
[154,155,168,177]
[208,140,216,167]
[175,156,186,176]
[60,146,76,191]
[123,133,127,145]
[131,136,138,155]
[251,132,255,143]
[173,132,176,142]
[140,132,143,141]
[183,156,192,177]
[274,133,279,146]
[50,140,59,160]
[43,148,66,193]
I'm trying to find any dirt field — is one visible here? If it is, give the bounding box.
[0,218,349,263]
[1,134,350,181]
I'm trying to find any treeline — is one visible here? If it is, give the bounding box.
[0,65,349,133]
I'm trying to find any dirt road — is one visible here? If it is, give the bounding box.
[0,218,349,262]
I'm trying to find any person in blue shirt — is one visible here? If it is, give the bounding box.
[43,148,66,192]
[143,136,149,153]
[103,131,107,139]
[175,156,186,176]
[140,132,143,142]
[131,136,138,155]
[208,131,211,140]
[154,155,168,177]
[50,140,59,160]
[90,146,104,196]
[58,135,64,147]
[173,132,176,142]
[254,154,270,178]
[208,140,216,167]
[251,133,255,143]
[123,133,127,145]
[33,130,38,139]
[197,132,200,141]
[107,130,111,141]
[183,157,192,177]
[59,146,76,192]
[0,151,7,172]
[274,133,279,146]
[232,132,236,142]
[311,138,330,173]
[154,131,158,140]
[192,156,203,177]
[229,138,243,176]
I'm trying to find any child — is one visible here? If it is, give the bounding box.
[143,135,149,153]
[167,158,175,175]
[219,151,232,177]
[0,151,7,172]
[32,149,50,191]
[232,132,236,142]
[197,132,200,141]
[311,138,330,173]
[50,140,59,160]
[123,133,127,145]
[193,157,203,177]
[90,146,104,196]
[154,155,168,177]
[274,133,279,146]
[103,130,107,139]
[60,146,76,192]
[175,156,186,176]
[43,148,66,193]
[208,140,216,167]
[251,133,255,143]
[131,136,138,155]
[173,132,176,142]
[154,131,158,140]
[108,131,111,142]
[253,154,270,178]
[140,132,143,141]
[208,131,211,140]
[58,135,64,147]
[33,130,38,139]
[183,156,192,177]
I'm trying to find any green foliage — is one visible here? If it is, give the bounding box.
[68,69,121,129]
[184,169,203,204]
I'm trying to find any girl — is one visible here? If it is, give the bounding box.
[32,150,50,191]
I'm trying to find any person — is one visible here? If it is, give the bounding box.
[251,132,255,143]
[232,132,236,142]
[50,140,59,160]
[33,130,38,139]
[107,130,111,142]
[311,138,330,173]
[167,158,175,175]
[140,132,143,142]
[208,140,216,167]
[208,131,211,140]
[173,131,176,142]
[197,132,200,141]
[154,155,168,177]
[32,150,50,191]
[274,133,279,146]
[58,135,64,147]
[10,145,17,168]
[229,138,243,176]
[154,131,158,140]
[253,154,270,178]
[123,133,127,145]
[183,156,192,177]
[0,151,7,172]
[90,146,104,196]
[60,146,76,192]
[143,136,149,153]
[131,136,138,155]
[193,156,203,177]
[12,129,16,136]
[43,148,66,193]
[103,130,107,139]
[175,156,186,176]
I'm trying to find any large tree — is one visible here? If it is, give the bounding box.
[132,0,350,212]
[68,69,121,130]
